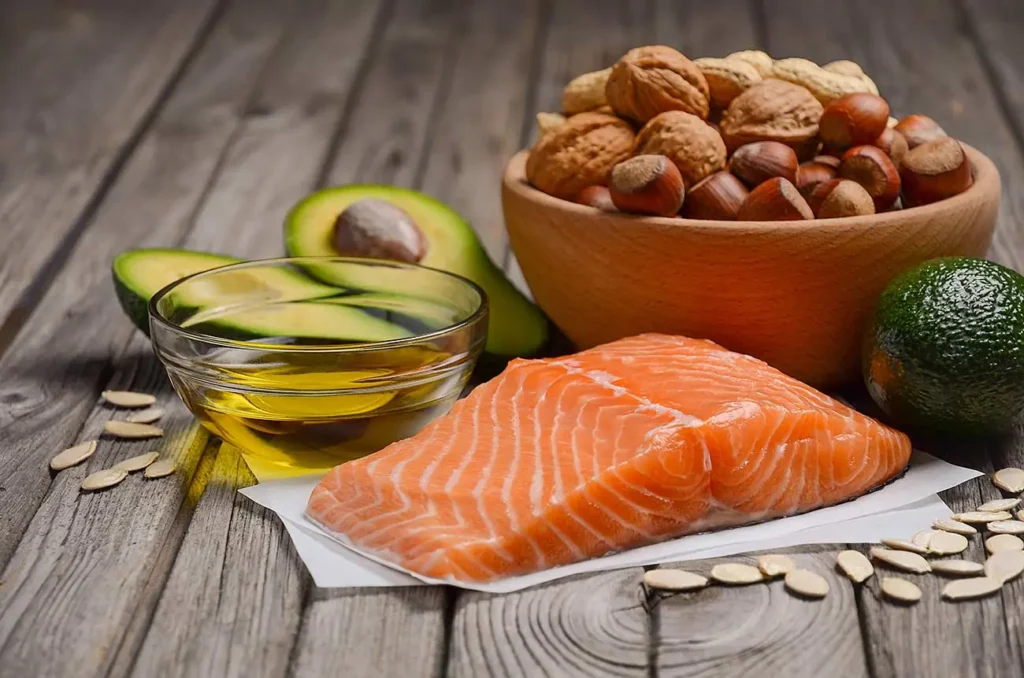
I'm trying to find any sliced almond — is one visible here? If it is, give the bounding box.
[928,530,969,556]
[977,497,1021,512]
[81,468,128,491]
[988,520,1024,535]
[126,407,165,424]
[103,421,164,439]
[911,530,936,549]
[985,533,1024,555]
[1018,509,1024,522]
[757,554,795,578]
[881,577,921,603]
[784,569,829,598]
[50,440,98,471]
[143,458,176,479]
[984,551,1024,583]
[881,538,929,554]
[114,452,160,473]
[993,467,1024,494]
[933,519,977,536]
[942,576,1003,600]
[643,568,708,592]
[869,547,931,574]
[930,559,985,576]
[951,511,1012,524]
[836,550,874,583]
[710,563,764,585]
[101,390,157,408]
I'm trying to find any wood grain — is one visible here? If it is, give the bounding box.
[449,570,649,678]
[0,0,219,333]
[502,146,998,387]
[655,548,867,678]
[652,0,759,56]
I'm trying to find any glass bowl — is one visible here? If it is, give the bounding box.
[149,257,487,474]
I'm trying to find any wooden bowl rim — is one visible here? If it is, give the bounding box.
[503,143,1000,233]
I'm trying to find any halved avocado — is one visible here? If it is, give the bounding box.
[284,186,549,358]
[182,302,411,344]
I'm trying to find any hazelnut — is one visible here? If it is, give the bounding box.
[736,177,814,221]
[813,155,842,170]
[894,114,947,149]
[818,93,890,150]
[899,137,973,206]
[871,127,908,169]
[608,155,685,217]
[633,111,727,185]
[839,145,901,211]
[796,161,838,196]
[682,171,749,220]
[606,46,710,123]
[334,199,427,263]
[525,112,635,200]
[729,141,798,187]
[806,178,876,218]
[575,185,618,212]
[720,79,824,156]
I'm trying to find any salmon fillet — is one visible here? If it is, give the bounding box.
[306,334,911,583]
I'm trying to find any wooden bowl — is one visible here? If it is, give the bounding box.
[502,145,1000,387]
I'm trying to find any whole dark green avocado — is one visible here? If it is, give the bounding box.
[863,257,1024,435]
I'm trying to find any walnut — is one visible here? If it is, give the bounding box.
[719,79,823,156]
[633,111,727,185]
[605,46,710,124]
[525,112,635,200]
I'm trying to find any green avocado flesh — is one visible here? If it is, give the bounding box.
[284,185,549,357]
[112,248,407,343]
[864,257,1024,435]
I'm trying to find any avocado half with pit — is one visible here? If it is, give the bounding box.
[284,185,549,358]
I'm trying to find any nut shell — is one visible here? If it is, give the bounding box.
[720,79,823,155]
[575,185,618,212]
[737,177,814,221]
[819,93,890,150]
[606,45,710,123]
[724,50,775,78]
[562,68,612,115]
[682,171,748,220]
[634,111,727,185]
[608,155,685,217]
[899,137,973,206]
[894,114,947,149]
[839,145,901,211]
[872,127,909,169]
[796,162,838,195]
[772,57,875,106]
[729,141,798,187]
[807,178,876,218]
[526,112,635,200]
[694,57,762,109]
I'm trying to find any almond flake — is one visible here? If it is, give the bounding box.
[101,390,156,408]
[81,468,128,491]
[784,569,829,598]
[757,554,795,578]
[126,407,165,424]
[942,576,1003,600]
[984,551,1024,583]
[881,577,921,603]
[50,440,98,471]
[710,563,764,585]
[114,452,160,473]
[103,421,164,439]
[881,538,928,554]
[643,569,707,592]
[993,468,1024,494]
[951,511,1012,524]
[977,498,1021,512]
[928,531,969,556]
[836,550,874,583]
[930,559,984,576]
[985,533,1024,555]
[933,519,977,536]
[143,458,176,479]
[987,520,1024,535]
[869,547,931,574]
[911,530,936,549]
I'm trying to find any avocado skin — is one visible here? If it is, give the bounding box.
[864,257,1024,435]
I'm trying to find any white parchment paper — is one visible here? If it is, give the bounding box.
[241,451,981,593]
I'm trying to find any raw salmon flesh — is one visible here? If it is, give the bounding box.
[306,334,911,582]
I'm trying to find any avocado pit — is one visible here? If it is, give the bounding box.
[333,198,427,263]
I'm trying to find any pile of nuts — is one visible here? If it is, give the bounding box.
[526,46,975,221]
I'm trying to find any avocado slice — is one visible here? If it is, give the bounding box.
[284,185,549,358]
[112,248,405,343]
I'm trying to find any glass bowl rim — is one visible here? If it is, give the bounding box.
[147,255,488,355]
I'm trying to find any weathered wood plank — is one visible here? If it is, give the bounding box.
[0,0,220,335]
[652,0,759,56]
[0,0,293,575]
[449,570,649,678]
[655,548,868,678]
[765,2,1024,675]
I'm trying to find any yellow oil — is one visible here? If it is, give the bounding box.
[177,345,465,475]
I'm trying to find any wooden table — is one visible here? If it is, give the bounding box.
[2,1,1024,676]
